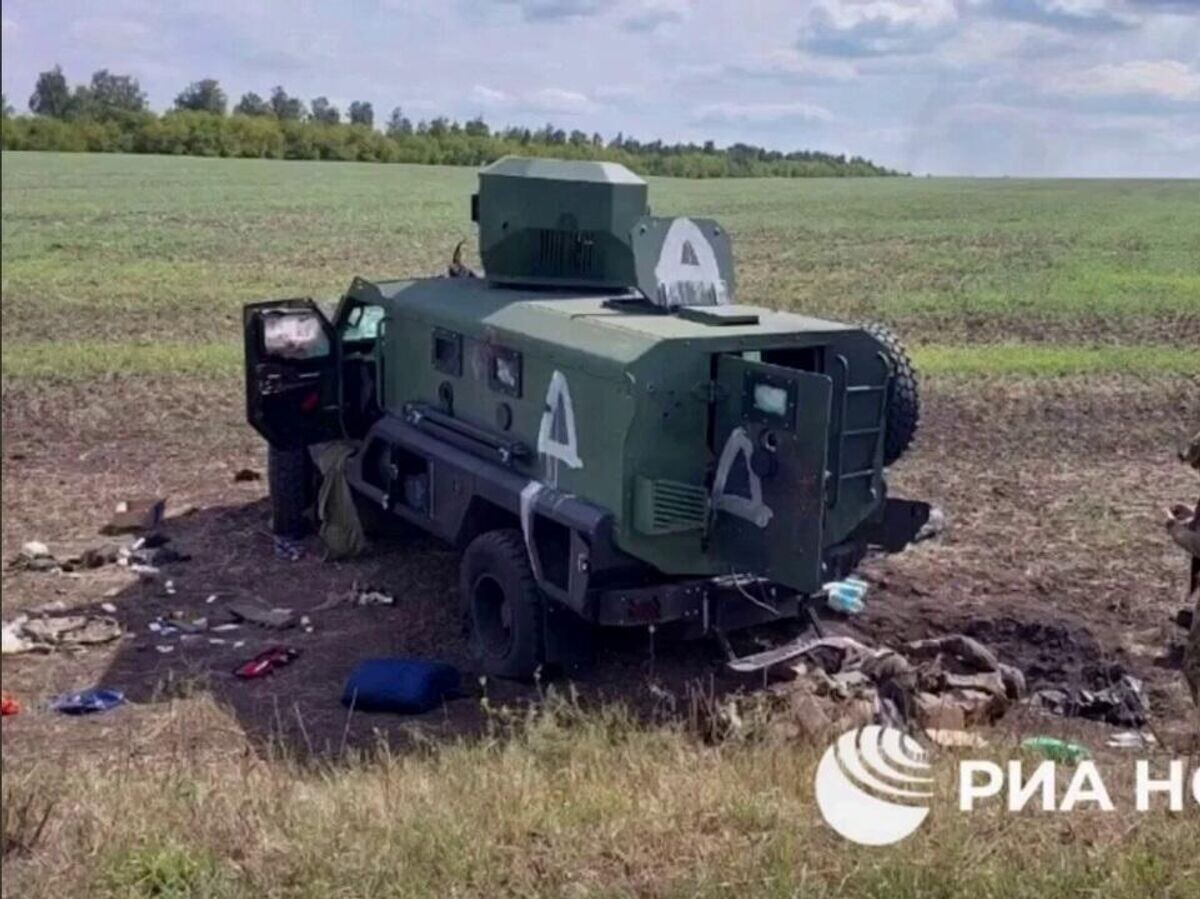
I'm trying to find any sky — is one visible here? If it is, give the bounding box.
[1,0,1198,176]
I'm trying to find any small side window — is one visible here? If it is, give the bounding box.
[342,304,385,342]
[432,329,463,376]
[489,346,522,397]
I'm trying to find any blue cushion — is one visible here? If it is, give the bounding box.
[341,659,461,714]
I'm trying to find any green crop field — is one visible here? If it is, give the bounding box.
[2,152,1197,379]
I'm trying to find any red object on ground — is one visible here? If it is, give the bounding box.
[234,646,299,679]
[1,692,20,716]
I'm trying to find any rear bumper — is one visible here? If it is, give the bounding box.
[596,576,801,638]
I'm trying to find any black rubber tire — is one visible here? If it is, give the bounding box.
[461,529,544,679]
[864,322,920,466]
[267,444,315,537]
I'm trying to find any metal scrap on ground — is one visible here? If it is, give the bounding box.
[2,614,122,655]
[101,497,166,535]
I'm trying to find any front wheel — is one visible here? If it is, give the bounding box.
[460,529,544,679]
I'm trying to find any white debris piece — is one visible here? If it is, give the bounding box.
[21,541,51,559]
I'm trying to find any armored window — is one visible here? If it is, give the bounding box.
[341,304,384,343]
[432,329,462,377]
[489,346,522,397]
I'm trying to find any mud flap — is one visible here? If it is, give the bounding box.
[857,498,937,553]
[543,602,595,676]
[710,355,832,594]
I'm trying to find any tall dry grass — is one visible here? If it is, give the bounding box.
[3,688,1198,898]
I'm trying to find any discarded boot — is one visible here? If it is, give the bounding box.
[234,646,299,679]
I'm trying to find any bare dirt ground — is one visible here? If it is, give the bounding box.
[2,374,1197,764]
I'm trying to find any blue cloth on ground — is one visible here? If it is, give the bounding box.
[341,659,461,714]
[51,688,125,715]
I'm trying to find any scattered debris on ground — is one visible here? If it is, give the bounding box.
[312,582,396,611]
[1021,736,1091,763]
[354,586,395,607]
[235,646,299,679]
[8,526,189,580]
[2,614,122,654]
[9,541,59,572]
[1,692,21,716]
[1030,663,1148,728]
[122,538,190,568]
[227,599,296,630]
[1106,731,1156,750]
[822,577,868,615]
[273,536,305,562]
[233,468,262,482]
[50,688,125,715]
[101,496,166,535]
[721,629,1030,744]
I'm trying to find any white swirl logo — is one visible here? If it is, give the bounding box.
[815,725,934,846]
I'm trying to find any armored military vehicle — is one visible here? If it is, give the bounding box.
[244,157,931,677]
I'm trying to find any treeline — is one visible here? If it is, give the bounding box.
[0,67,900,179]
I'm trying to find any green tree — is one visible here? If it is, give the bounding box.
[464,116,489,138]
[29,65,72,118]
[269,86,306,121]
[84,69,147,117]
[234,92,271,116]
[73,69,147,121]
[310,96,340,125]
[386,106,413,136]
[348,100,373,127]
[175,79,227,115]
[1,92,12,117]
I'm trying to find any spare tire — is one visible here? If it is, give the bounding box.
[864,323,919,466]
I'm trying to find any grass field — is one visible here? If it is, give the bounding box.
[2,153,1199,898]
[2,153,1198,374]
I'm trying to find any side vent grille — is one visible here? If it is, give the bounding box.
[534,228,600,278]
[634,476,709,535]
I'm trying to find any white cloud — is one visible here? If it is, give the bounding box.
[799,1,960,57]
[622,0,692,32]
[692,101,835,125]
[68,17,152,50]
[1050,59,1200,100]
[495,0,614,22]
[816,1,959,31]
[470,84,597,115]
[526,87,596,113]
[471,84,513,106]
[720,51,859,84]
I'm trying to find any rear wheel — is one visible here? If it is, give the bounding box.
[864,322,920,466]
[267,444,315,537]
[461,529,544,679]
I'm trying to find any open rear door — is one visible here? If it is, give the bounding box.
[243,299,341,449]
[710,355,832,594]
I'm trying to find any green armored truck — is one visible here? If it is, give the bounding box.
[244,157,931,676]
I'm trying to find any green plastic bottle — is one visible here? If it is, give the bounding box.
[1021,736,1092,763]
